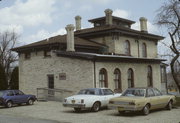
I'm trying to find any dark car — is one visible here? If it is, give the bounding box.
[0,90,37,108]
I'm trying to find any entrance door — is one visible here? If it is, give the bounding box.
[47,75,54,96]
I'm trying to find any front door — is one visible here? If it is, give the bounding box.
[47,75,54,96]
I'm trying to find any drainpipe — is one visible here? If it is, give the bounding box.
[93,60,96,88]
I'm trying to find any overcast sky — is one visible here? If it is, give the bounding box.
[0,0,170,55]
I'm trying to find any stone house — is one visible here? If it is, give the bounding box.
[12,9,167,98]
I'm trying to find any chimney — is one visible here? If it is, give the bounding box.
[139,17,148,33]
[104,9,113,25]
[65,24,75,51]
[75,15,81,30]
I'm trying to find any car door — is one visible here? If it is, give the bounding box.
[6,91,15,102]
[13,90,27,103]
[146,88,158,110]
[153,88,167,108]
[101,89,115,106]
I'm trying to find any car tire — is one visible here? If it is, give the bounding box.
[92,102,100,112]
[142,104,150,115]
[166,101,172,110]
[74,108,81,112]
[6,101,13,108]
[27,99,34,105]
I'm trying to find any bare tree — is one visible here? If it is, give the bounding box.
[156,0,180,91]
[0,31,19,84]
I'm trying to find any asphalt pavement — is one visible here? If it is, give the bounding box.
[0,114,63,123]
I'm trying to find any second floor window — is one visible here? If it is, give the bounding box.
[142,43,147,57]
[124,40,130,55]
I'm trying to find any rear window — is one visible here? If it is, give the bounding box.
[0,91,4,97]
[78,89,98,95]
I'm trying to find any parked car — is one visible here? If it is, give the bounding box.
[0,90,37,108]
[63,88,121,112]
[108,87,176,115]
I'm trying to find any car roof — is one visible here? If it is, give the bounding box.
[127,87,156,90]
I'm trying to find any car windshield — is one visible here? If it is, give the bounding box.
[0,91,4,97]
[78,89,97,95]
[122,89,145,97]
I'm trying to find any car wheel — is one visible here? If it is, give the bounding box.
[27,99,34,105]
[6,101,13,108]
[142,104,150,115]
[92,102,100,112]
[166,101,172,110]
[74,108,81,112]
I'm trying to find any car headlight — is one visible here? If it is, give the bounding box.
[129,102,135,105]
[81,99,84,103]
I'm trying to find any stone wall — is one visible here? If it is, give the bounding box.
[19,51,94,97]
[95,62,161,92]
[91,36,158,58]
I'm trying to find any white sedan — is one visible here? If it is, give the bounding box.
[63,88,121,112]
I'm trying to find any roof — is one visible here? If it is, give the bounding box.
[75,25,164,40]
[55,51,166,63]
[12,35,106,52]
[88,16,135,24]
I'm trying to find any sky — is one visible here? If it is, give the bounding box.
[0,0,170,55]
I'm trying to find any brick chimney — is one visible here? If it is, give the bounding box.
[104,9,113,25]
[65,24,75,51]
[139,17,148,33]
[75,15,81,30]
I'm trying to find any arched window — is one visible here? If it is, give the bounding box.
[142,43,147,57]
[114,68,122,92]
[147,65,153,87]
[124,40,130,55]
[127,68,134,88]
[99,68,108,88]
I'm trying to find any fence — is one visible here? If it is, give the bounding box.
[37,88,73,102]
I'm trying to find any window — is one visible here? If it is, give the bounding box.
[147,89,155,97]
[24,52,31,59]
[127,68,134,88]
[124,40,130,55]
[99,68,108,88]
[142,43,147,57]
[147,65,153,87]
[153,88,162,96]
[114,68,122,92]
[7,91,14,96]
[47,75,54,95]
[44,50,51,57]
[102,89,114,95]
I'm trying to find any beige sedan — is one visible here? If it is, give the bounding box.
[109,87,176,115]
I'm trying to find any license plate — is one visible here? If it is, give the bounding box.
[71,100,75,103]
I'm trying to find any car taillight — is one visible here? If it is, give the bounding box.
[81,99,84,103]
[129,102,135,105]
[109,101,114,104]
[64,99,67,102]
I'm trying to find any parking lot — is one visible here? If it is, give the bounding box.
[0,101,180,123]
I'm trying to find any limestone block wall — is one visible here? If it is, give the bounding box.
[95,62,161,92]
[19,51,94,96]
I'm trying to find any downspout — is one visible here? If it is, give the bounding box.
[93,60,96,88]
